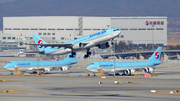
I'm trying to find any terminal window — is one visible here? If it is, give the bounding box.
[4,28,12,30]
[84,29,91,30]
[48,29,55,30]
[52,37,55,40]
[147,28,155,30]
[22,28,29,30]
[39,28,47,30]
[138,28,146,30]
[66,29,73,30]
[13,45,17,47]
[156,28,163,30]
[93,29,100,30]
[61,37,64,40]
[130,29,137,30]
[13,28,20,30]
[121,29,128,30]
[30,28,38,30]
[57,29,64,30]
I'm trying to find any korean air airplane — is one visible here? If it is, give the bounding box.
[86,47,162,75]
[19,29,120,58]
[4,53,78,75]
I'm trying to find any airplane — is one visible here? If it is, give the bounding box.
[19,29,121,58]
[4,52,78,75]
[86,47,162,76]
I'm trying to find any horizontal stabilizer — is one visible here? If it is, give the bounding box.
[153,63,161,65]
[19,41,25,46]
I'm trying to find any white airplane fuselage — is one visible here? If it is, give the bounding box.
[47,31,120,55]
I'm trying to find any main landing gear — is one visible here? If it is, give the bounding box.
[69,52,76,58]
[84,49,91,58]
[110,39,115,45]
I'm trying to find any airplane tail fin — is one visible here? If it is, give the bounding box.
[32,34,47,51]
[148,47,162,61]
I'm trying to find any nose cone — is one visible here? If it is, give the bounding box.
[86,65,91,70]
[4,64,9,68]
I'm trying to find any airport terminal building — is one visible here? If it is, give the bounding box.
[2,16,167,51]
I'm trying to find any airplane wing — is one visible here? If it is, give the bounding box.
[25,51,45,54]
[21,42,88,48]
[24,43,73,48]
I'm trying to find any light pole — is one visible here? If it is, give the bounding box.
[152,25,155,50]
[113,40,116,77]
[37,54,39,76]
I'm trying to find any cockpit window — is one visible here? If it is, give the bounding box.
[91,63,94,65]
[113,29,119,31]
[8,62,12,63]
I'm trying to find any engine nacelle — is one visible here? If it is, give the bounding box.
[144,67,153,73]
[98,42,110,49]
[124,69,135,75]
[72,43,83,50]
[60,66,69,71]
[44,68,51,73]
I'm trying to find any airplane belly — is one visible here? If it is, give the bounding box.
[5,67,15,71]
[49,48,72,55]
[5,67,29,71]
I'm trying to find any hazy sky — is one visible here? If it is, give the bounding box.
[0,0,17,3]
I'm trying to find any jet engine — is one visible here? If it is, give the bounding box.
[124,69,135,75]
[72,43,83,49]
[44,68,51,73]
[144,67,153,73]
[60,66,69,71]
[97,42,110,49]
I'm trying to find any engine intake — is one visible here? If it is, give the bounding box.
[144,67,153,73]
[60,66,69,71]
[124,69,135,75]
[72,43,83,50]
[44,68,51,73]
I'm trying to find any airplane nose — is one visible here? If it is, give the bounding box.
[4,64,8,68]
[86,66,90,69]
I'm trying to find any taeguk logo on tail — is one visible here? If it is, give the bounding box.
[38,40,43,48]
[155,52,159,59]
